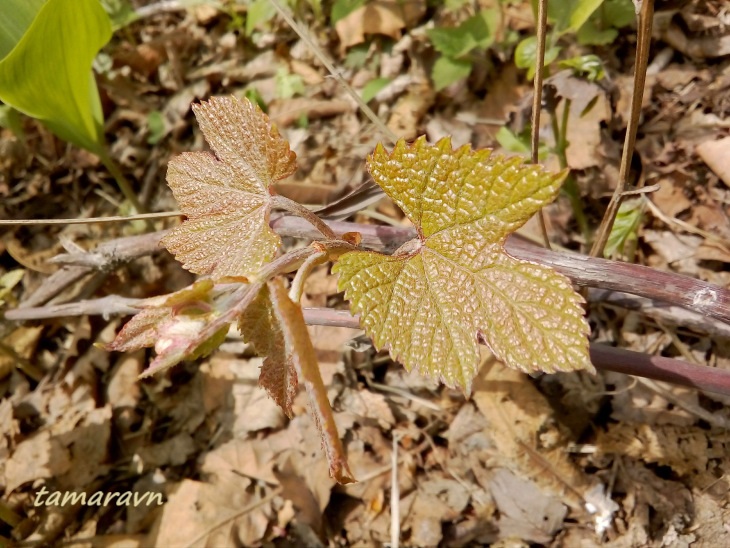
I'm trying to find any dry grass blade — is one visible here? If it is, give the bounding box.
[590,0,654,256]
[267,0,397,145]
[532,0,551,250]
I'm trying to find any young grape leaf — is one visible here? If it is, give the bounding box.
[333,137,593,391]
[162,96,297,279]
[245,278,355,484]
[238,283,298,418]
[106,280,229,377]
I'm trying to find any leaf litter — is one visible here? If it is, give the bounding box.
[2,0,730,546]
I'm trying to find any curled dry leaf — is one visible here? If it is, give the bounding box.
[162,96,297,279]
[334,137,593,391]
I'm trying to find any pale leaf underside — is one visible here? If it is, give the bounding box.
[334,137,593,391]
[162,96,296,279]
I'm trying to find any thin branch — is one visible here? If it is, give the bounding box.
[273,216,730,324]
[0,212,181,226]
[12,286,730,342]
[532,0,551,250]
[270,195,337,240]
[590,0,654,256]
[297,308,730,398]
[10,217,730,325]
[9,295,730,396]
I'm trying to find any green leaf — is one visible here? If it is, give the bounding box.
[361,77,391,103]
[559,54,605,81]
[146,110,166,145]
[246,0,276,36]
[604,196,645,259]
[576,20,618,45]
[162,96,297,279]
[431,56,472,92]
[0,0,112,155]
[334,137,593,391]
[463,9,499,50]
[495,126,548,160]
[427,9,498,58]
[545,0,603,34]
[576,0,635,45]
[567,0,604,32]
[331,0,365,24]
[344,43,369,70]
[275,66,305,100]
[602,0,635,28]
[514,36,560,80]
[0,0,46,60]
[0,104,25,139]
[99,0,140,30]
[427,27,477,59]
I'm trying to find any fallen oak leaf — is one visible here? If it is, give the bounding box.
[333,137,593,392]
[162,96,297,279]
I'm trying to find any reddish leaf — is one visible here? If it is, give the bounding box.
[238,284,298,418]
[106,280,228,377]
[260,278,355,484]
[162,96,297,279]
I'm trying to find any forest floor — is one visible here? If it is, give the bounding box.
[2,0,730,546]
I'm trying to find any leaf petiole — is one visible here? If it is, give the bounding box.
[271,194,337,240]
[289,250,328,302]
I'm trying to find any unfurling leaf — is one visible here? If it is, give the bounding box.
[333,137,593,391]
[604,195,645,260]
[247,278,355,484]
[106,280,228,377]
[162,96,297,279]
[238,284,298,418]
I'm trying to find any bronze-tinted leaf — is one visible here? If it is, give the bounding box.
[238,284,298,418]
[162,96,297,279]
[265,278,355,484]
[334,137,592,392]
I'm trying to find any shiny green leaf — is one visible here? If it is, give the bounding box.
[334,137,593,391]
[604,196,645,260]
